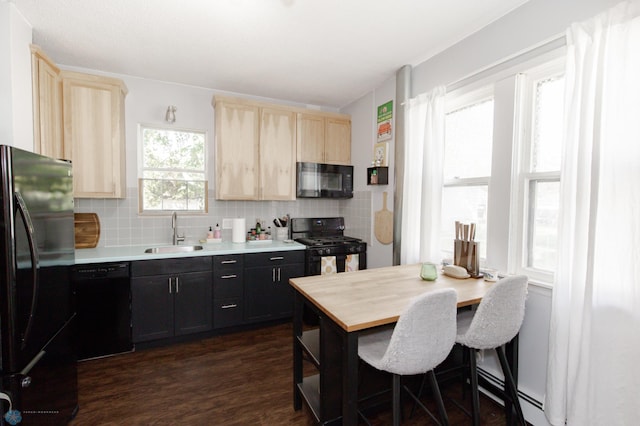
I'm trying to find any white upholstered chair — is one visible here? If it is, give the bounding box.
[456,274,528,426]
[358,288,457,426]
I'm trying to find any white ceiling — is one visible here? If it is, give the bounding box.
[13,0,528,109]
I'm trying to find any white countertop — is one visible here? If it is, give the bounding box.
[74,240,306,264]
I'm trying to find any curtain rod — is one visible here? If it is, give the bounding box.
[446,33,567,93]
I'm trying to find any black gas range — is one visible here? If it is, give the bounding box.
[290,217,367,276]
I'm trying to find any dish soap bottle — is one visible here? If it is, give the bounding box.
[213,223,221,239]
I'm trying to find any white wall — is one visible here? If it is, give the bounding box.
[0,2,33,151]
[343,0,621,424]
[342,76,395,268]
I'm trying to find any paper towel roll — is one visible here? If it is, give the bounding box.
[231,218,246,243]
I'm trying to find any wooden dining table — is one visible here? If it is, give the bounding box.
[290,263,519,425]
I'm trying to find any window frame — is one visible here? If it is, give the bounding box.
[441,85,495,259]
[137,123,209,215]
[510,58,565,284]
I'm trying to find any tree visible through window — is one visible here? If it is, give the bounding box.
[139,126,207,212]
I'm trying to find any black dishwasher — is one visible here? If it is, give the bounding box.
[71,262,133,360]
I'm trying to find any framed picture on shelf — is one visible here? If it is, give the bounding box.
[373,142,388,167]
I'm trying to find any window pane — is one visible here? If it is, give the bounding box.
[142,128,205,171]
[140,126,207,213]
[532,76,564,172]
[528,180,560,270]
[440,185,488,258]
[444,99,494,179]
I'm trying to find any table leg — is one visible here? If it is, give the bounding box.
[342,331,359,426]
[293,291,303,410]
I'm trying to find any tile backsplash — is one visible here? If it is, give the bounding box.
[75,189,372,247]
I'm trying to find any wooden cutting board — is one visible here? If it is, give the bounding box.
[74,213,100,249]
[374,192,393,245]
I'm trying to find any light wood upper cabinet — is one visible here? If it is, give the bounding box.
[214,100,260,200]
[259,107,296,200]
[325,117,351,165]
[61,71,127,198]
[296,113,325,163]
[214,97,296,200]
[31,45,65,160]
[297,113,351,165]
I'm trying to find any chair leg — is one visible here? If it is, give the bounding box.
[468,347,480,426]
[409,371,428,418]
[392,374,401,426]
[496,346,526,426]
[427,369,449,426]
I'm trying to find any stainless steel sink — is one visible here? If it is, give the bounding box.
[144,245,203,254]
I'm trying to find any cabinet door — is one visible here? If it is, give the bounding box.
[215,101,260,200]
[174,271,213,336]
[272,263,304,318]
[244,265,275,323]
[260,107,296,200]
[296,113,325,163]
[325,118,351,165]
[62,72,127,198]
[31,47,64,160]
[131,276,173,342]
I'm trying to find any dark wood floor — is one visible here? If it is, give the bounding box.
[71,322,511,425]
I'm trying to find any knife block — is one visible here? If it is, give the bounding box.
[454,239,481,278]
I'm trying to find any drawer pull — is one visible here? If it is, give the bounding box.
[221,260,237,264]
[270,256,284,261]
[221,274,237,279]
[221,304,237,309]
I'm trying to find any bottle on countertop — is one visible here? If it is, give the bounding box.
[256,220,262,234]
[213,223,221,239]
[207,226,214,239]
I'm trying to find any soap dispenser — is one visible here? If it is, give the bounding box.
[207,226,214,239]
[213,223,221,239]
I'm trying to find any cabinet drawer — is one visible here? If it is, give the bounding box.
[131,256,212,277]
[245,250,305,267]
[213,270,244,298]
[213,297,243,328]
[213,254,244,270]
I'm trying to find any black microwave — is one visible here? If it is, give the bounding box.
[296,162,353,199]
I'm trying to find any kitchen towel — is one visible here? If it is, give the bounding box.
[346,254,359,272]
[231,218,246,243]
[321,256,337,275]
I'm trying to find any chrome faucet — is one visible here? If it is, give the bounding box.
[171,211,185,245]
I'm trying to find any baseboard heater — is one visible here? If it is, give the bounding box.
[477,367,544,410]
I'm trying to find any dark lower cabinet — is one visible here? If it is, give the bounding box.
[131,275,174,342]
[131,257,212,343]
[213,254,244,328]
[244,251,304,323]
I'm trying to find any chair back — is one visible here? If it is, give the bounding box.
[379,288,457,376]
[457,275,528,349]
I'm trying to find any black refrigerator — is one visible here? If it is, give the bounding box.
[0,145,78,425]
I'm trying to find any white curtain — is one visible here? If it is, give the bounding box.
[401,86,446,264]
[545,2,640,425]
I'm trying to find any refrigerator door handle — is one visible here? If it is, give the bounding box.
[14,191,40,349]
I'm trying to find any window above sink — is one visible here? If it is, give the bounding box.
[138,125,208,214]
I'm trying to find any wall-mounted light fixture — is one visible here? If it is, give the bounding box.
[165,105,177,123]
